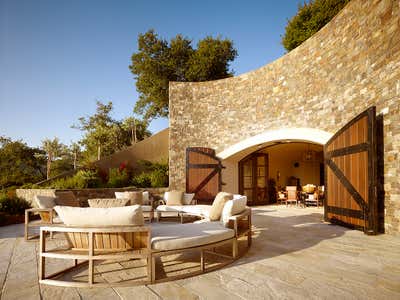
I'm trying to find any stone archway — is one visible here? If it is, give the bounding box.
[217,127,332,160]
[218,128,330,197]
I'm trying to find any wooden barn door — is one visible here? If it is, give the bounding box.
[186,147,223,203]
[324,106,378,234]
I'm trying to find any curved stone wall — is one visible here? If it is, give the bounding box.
[169,0,400,233]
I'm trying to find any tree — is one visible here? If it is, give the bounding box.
[129,29,238,120]
[122,117,151,145]
[73,101,115,161]
[0,136,46,188]
[281,0,350,52]
[41,138,64,179]
[70,142,81,170]
[73,101,152,161]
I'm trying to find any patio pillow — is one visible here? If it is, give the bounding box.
[182,193,195,205]
[209,192,233,221]
[165,190,184,206]
[54,205,144,226]
[221,195,247,226]
[142,191,150,204]
[115,191,143,205]
[88,198,129,208]
[35,195,57,209]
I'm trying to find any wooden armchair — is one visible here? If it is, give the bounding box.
[285,186,299,206]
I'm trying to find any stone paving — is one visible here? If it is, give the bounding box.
[1,205,400,299]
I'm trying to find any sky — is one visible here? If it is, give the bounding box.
[0,0,299,148]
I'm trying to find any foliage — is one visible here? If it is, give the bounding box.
[0,136,46,188]
[48,169,102,189]
[131,172,152,188]
[41,137,66,179]
[0,193,31,215]
[72,101,151,161]
[107,168,130,188]
[129,29,238,120]
[132,160,168,188]
[281,0,350,51]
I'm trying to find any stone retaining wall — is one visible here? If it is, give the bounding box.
[169,0,400,234]
[16,187,169,207]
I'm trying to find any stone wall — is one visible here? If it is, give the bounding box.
[16,187,169,207]
[169,0,400,234]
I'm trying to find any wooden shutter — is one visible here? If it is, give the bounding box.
[324,106,378,234]
[186,147,223,203]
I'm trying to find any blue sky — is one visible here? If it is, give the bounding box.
[0,0,299,148]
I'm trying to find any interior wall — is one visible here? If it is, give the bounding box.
[222,142,323,194]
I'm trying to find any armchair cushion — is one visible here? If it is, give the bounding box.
[165,190,184,206]
[209,192,233,221]
[54,205,144,226]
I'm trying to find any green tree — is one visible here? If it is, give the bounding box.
[41,138,64,179]
[122,116,151,145]
[70,142,81,170]
[0,137,45,188]
[129,29,238,120]
[281,0,350,51]
[73,101,115,161]
[73,101,152,161]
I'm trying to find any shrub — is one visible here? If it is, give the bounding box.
[47,169,102,189]
[107,168,130,188]
[132,173,152,188]
[0,194,31,215]
[149,165,168,188]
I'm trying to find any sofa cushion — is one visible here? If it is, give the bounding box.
[180,205,211,217]
[88,198,129,208]
[156,205,183,212]
[54,205,144,226]
[209,192,233,221]
[165,191,183,206]
[221,195,247,226]
[182,193,195,205]
[151,222,234,251]
[35,195,57,209]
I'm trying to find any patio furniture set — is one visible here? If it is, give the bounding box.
[25,190,252,287]
[277,185,324,207]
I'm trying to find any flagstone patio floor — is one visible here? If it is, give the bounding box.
[1,205,400,300]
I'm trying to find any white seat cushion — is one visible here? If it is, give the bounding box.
[156,205,183,212]
[54,205,144,226]
[150,222,234,251]
[141,205,153,212]
[180,205,211,217]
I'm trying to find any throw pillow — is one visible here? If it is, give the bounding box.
[209,192,233,221]
[165,190,184,206]
[35,195,56,209]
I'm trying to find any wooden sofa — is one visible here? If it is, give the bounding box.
[38,205,251,287]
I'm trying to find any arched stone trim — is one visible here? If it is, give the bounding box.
[217,128,333,160]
